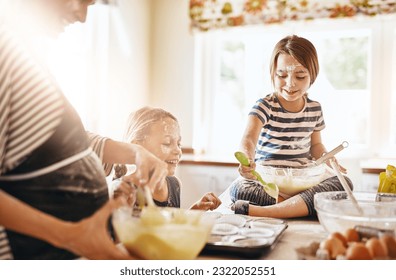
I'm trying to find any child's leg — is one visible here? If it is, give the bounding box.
[298,175,354,216]
[229,177,276,206]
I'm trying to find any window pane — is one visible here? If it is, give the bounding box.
[210,40,246,156]
[323,37,368,90]
[304,30,371,148]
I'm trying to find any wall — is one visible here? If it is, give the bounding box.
[101,0,152,140]
[149,0,195,147]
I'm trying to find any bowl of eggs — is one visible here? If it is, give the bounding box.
[112,206,214,259]
[314,191,396,233]
[256,163,327,196]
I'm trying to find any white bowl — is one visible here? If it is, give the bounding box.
[256,163,327,196]
[314,191,396,233]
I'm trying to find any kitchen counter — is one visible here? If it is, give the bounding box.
[198,189,328,260]
[179,153,239,167]
[199,218,326,260]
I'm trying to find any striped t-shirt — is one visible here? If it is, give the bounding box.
[250,94,325,168]
[0,25,110,259]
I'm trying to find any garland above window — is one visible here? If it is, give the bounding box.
[189,0,396,32]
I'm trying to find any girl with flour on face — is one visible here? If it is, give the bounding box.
[229,35,353,219]
[112,107,222,211]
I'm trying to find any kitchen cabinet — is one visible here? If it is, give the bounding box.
[176,162,239,209]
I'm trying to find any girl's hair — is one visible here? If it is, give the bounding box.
[113,106,178,179]
[269,35,319,86]
[123,106,178,143]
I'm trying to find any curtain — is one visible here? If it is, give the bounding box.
[189,0,396,32]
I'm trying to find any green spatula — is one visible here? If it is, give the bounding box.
[234,151,279,201]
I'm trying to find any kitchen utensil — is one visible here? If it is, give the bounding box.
[143,185,155,208]
[330,159,364,215]
[234,151,279,200]
[315,141,349,165]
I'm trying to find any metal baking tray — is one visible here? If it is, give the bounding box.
[200,213,288,259]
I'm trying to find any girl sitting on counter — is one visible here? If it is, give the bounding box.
[229,35,353,218]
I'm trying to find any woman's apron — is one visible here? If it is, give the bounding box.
[0,97,109,259]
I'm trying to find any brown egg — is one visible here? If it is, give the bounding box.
[365,237,388,259]
[320,236,346,259]
[344,228,360,242]
[379,235,396,258]
[346,242,373,260]
[330,232,348,247]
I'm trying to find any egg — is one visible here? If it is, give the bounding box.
[345,242,373,260]
[330,232,348,247]
[344,228,360,243]
[320,236,346,259]
[379,235,396,258]
[365,237,388,259]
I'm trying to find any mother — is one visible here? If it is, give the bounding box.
[0,0,167,260]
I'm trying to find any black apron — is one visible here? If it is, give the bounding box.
[0,97,109,259]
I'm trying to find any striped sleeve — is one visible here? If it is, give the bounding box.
[86,131,113,176]
[249,96,272,124]
[0,27,63,175]
[0,226,13,259]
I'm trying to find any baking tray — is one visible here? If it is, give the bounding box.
[200,212,288,259]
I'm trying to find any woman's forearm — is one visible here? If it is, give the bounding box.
[101,139,137,164]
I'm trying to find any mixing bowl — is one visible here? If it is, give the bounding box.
[314,191,396,233]
[112,206,214,260]
[255,163,327,196]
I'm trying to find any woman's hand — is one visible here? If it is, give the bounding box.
[102,140,168,192]
[0,190,136,260]
[131,145,168,191]
[61,197,135,260]
[112,180,137,206]
[190,192,222,211]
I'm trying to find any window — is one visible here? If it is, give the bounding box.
[193,16,396,160]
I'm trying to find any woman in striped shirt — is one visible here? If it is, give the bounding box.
[0,0,167,259]
[230,35,353,218]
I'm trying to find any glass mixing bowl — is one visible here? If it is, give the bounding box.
[314,191,396,233]
[256,163,327,196]
[112,206,214,260]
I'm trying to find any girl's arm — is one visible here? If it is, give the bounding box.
[239,115,263,160]
[0,190,133,259]
[238,116,263,179]
[310,130,326,160]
